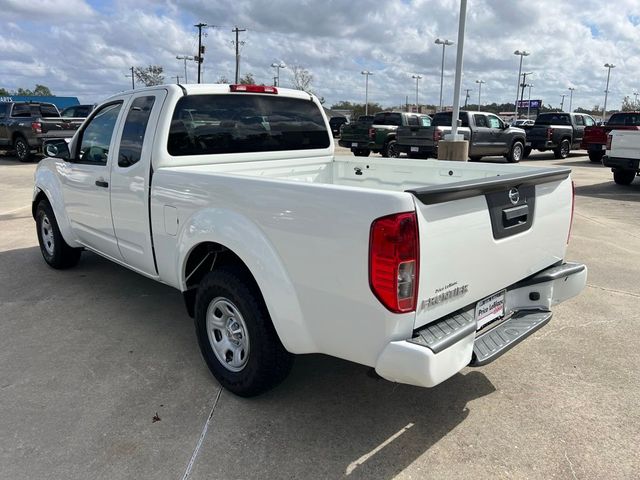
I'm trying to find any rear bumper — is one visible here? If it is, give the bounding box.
[338,140,373,149]
[603,156,640,171]
[374,262,587,388]
[397,144,434,155]
[528,140,557,149]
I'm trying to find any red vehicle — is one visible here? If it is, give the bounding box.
[581,111,640,162]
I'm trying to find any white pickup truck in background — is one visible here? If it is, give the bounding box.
[604,129,640,185]
[33,84,587,396]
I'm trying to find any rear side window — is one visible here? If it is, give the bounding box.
[432,112,469,127]
[11,104,31,117]
[408,116,419,126]
[168,94,330,156]
[474,114,488,127]
[575,115,584,126]
[0,104,7,117]
[118,96,156,167]
[39,104,59,117]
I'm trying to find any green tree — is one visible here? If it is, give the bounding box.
[330,101,384,119]
[621,96,636,111]
[134,65,164,86]
[33,84,53,96]
[239,73,255,85]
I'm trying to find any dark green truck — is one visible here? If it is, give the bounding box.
[338,111,431,157]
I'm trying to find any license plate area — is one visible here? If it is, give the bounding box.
[475,290,505,330]
[352,142,358,147]
[411,146,419,152]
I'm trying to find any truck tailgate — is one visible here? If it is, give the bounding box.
[407,167,573,328]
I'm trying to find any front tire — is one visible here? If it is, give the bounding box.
[588,150,604,163]
[383,140,399,158]
[14,136,32,162]
[506,141,524,163]
[35,200,82,269]
[553,139,570,159]
[194,267,293,397]
[613,169,636,185]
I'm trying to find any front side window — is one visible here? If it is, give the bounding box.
[118,96,156,167]
[575,115,584,126]
[77,103,122,165]
[584,116,595,126]
[168,94,330,156]
[474,114,488,128]
[487,115,502,129]
[408,115,418,126]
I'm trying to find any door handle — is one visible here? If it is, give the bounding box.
[95,180,109,188]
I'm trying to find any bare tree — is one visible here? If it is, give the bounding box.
[216,75,230,84]
[239,73,255,85]
[290,65,313,92]
[134,65,164,86]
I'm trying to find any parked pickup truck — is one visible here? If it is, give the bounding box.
[338,111,430,157]
[581,111,640,163]
[396,110,526,162]
[522,112,596,159]
[0,101,84,162]
[34,83,587,397]
[603,129,640,185]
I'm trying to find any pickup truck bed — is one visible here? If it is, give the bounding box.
[581,112,640,162]
[33,84,586,396]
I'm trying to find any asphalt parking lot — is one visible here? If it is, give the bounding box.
[1,148,639,480]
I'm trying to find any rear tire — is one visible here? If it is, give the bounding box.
[14,136,32,162]
[194,267,293,397]
[35,199,82,269]
[588,150,604,163]
[553,139,570,159]
[523,146,532,159]
[383,140,399,158]
[353,149,370,157]
[613,170,636,185]
[506,141,524,163]
[469,156,482,162]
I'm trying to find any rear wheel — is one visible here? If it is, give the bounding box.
[506,141,524,163]
[613,169,636,185]
[588,150,604,163]
[194,267,293,397]
[35,199,82,269]
[523,146,532,158]
[14,136,32,162]
[553,139,570,159]
[353,149,370,157]
[383,140,399,158]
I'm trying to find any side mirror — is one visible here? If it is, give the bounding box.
[44,139,70,160]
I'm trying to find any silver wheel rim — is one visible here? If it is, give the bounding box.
[206,297,250,372]
[561,142,569,157]
[40,214,55,256]
[16,140,26,158]
[513,144,522,161]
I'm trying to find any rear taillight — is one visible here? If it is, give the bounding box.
[31,121,42,133]
[606,134,612,150]
[433,129,443,142]
[567,180,575,244]
[369,212,419,313]
[230,84,278,94]
[546,127,554,141]
[368,128,376,140]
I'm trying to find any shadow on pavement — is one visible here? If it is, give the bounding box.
[575,180,640,202]
[553,159,605,168]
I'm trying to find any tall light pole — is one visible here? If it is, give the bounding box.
[560,94,566,112]
[176,55,194,84]
[271,62,286,86]
[568,87,575,112]
[634,92,639,109]
[514,50,530,118]
[475,80,485,111]
[435,38,454,112]
[361,70,373,116]
[520,72,533,113]
[412,74,422,109]
[527,84,533,118]
[603,63,615,123]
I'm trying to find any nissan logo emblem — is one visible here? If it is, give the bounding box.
[508,188,520,205]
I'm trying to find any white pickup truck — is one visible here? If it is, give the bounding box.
[33,84,587,396]
[604,129,640,185]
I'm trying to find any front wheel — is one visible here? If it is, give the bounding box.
[194,267,293,397]
[506,141,524,163]
[553,139,570,159]
[35,200,82,269]
[588,150,604,163]
[613,169,636,185]
[383,140,399,158]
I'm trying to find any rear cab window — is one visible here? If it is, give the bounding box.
[535,113,571,125]
[167,94,330,156]
[373,112,403,126]
[39,104,60,117]
[607,113,640,126]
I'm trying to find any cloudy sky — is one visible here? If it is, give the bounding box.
[2,0,640,112]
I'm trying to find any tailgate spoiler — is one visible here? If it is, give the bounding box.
[406,167,571,205]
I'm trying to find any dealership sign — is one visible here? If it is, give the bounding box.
[517,99,542,109]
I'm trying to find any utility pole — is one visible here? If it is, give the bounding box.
[176,55,194,83]
[125,66,135,90]
[194,23,207,83]
[634,92,639,109]
[519,72,532,114]
[361,71,373,115]
[232,26,246,84]
[464,88,472,109]
[406,95,409,112]
[175,75,181,83]
[568,87,575,112]
[527,84,533,118]
[560,94,566,112]
[412,74,422,109]
[513,50,530,117]
[603,63,615,123]
[475,80,485,111]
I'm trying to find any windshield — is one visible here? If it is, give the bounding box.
[168,94,330,156]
